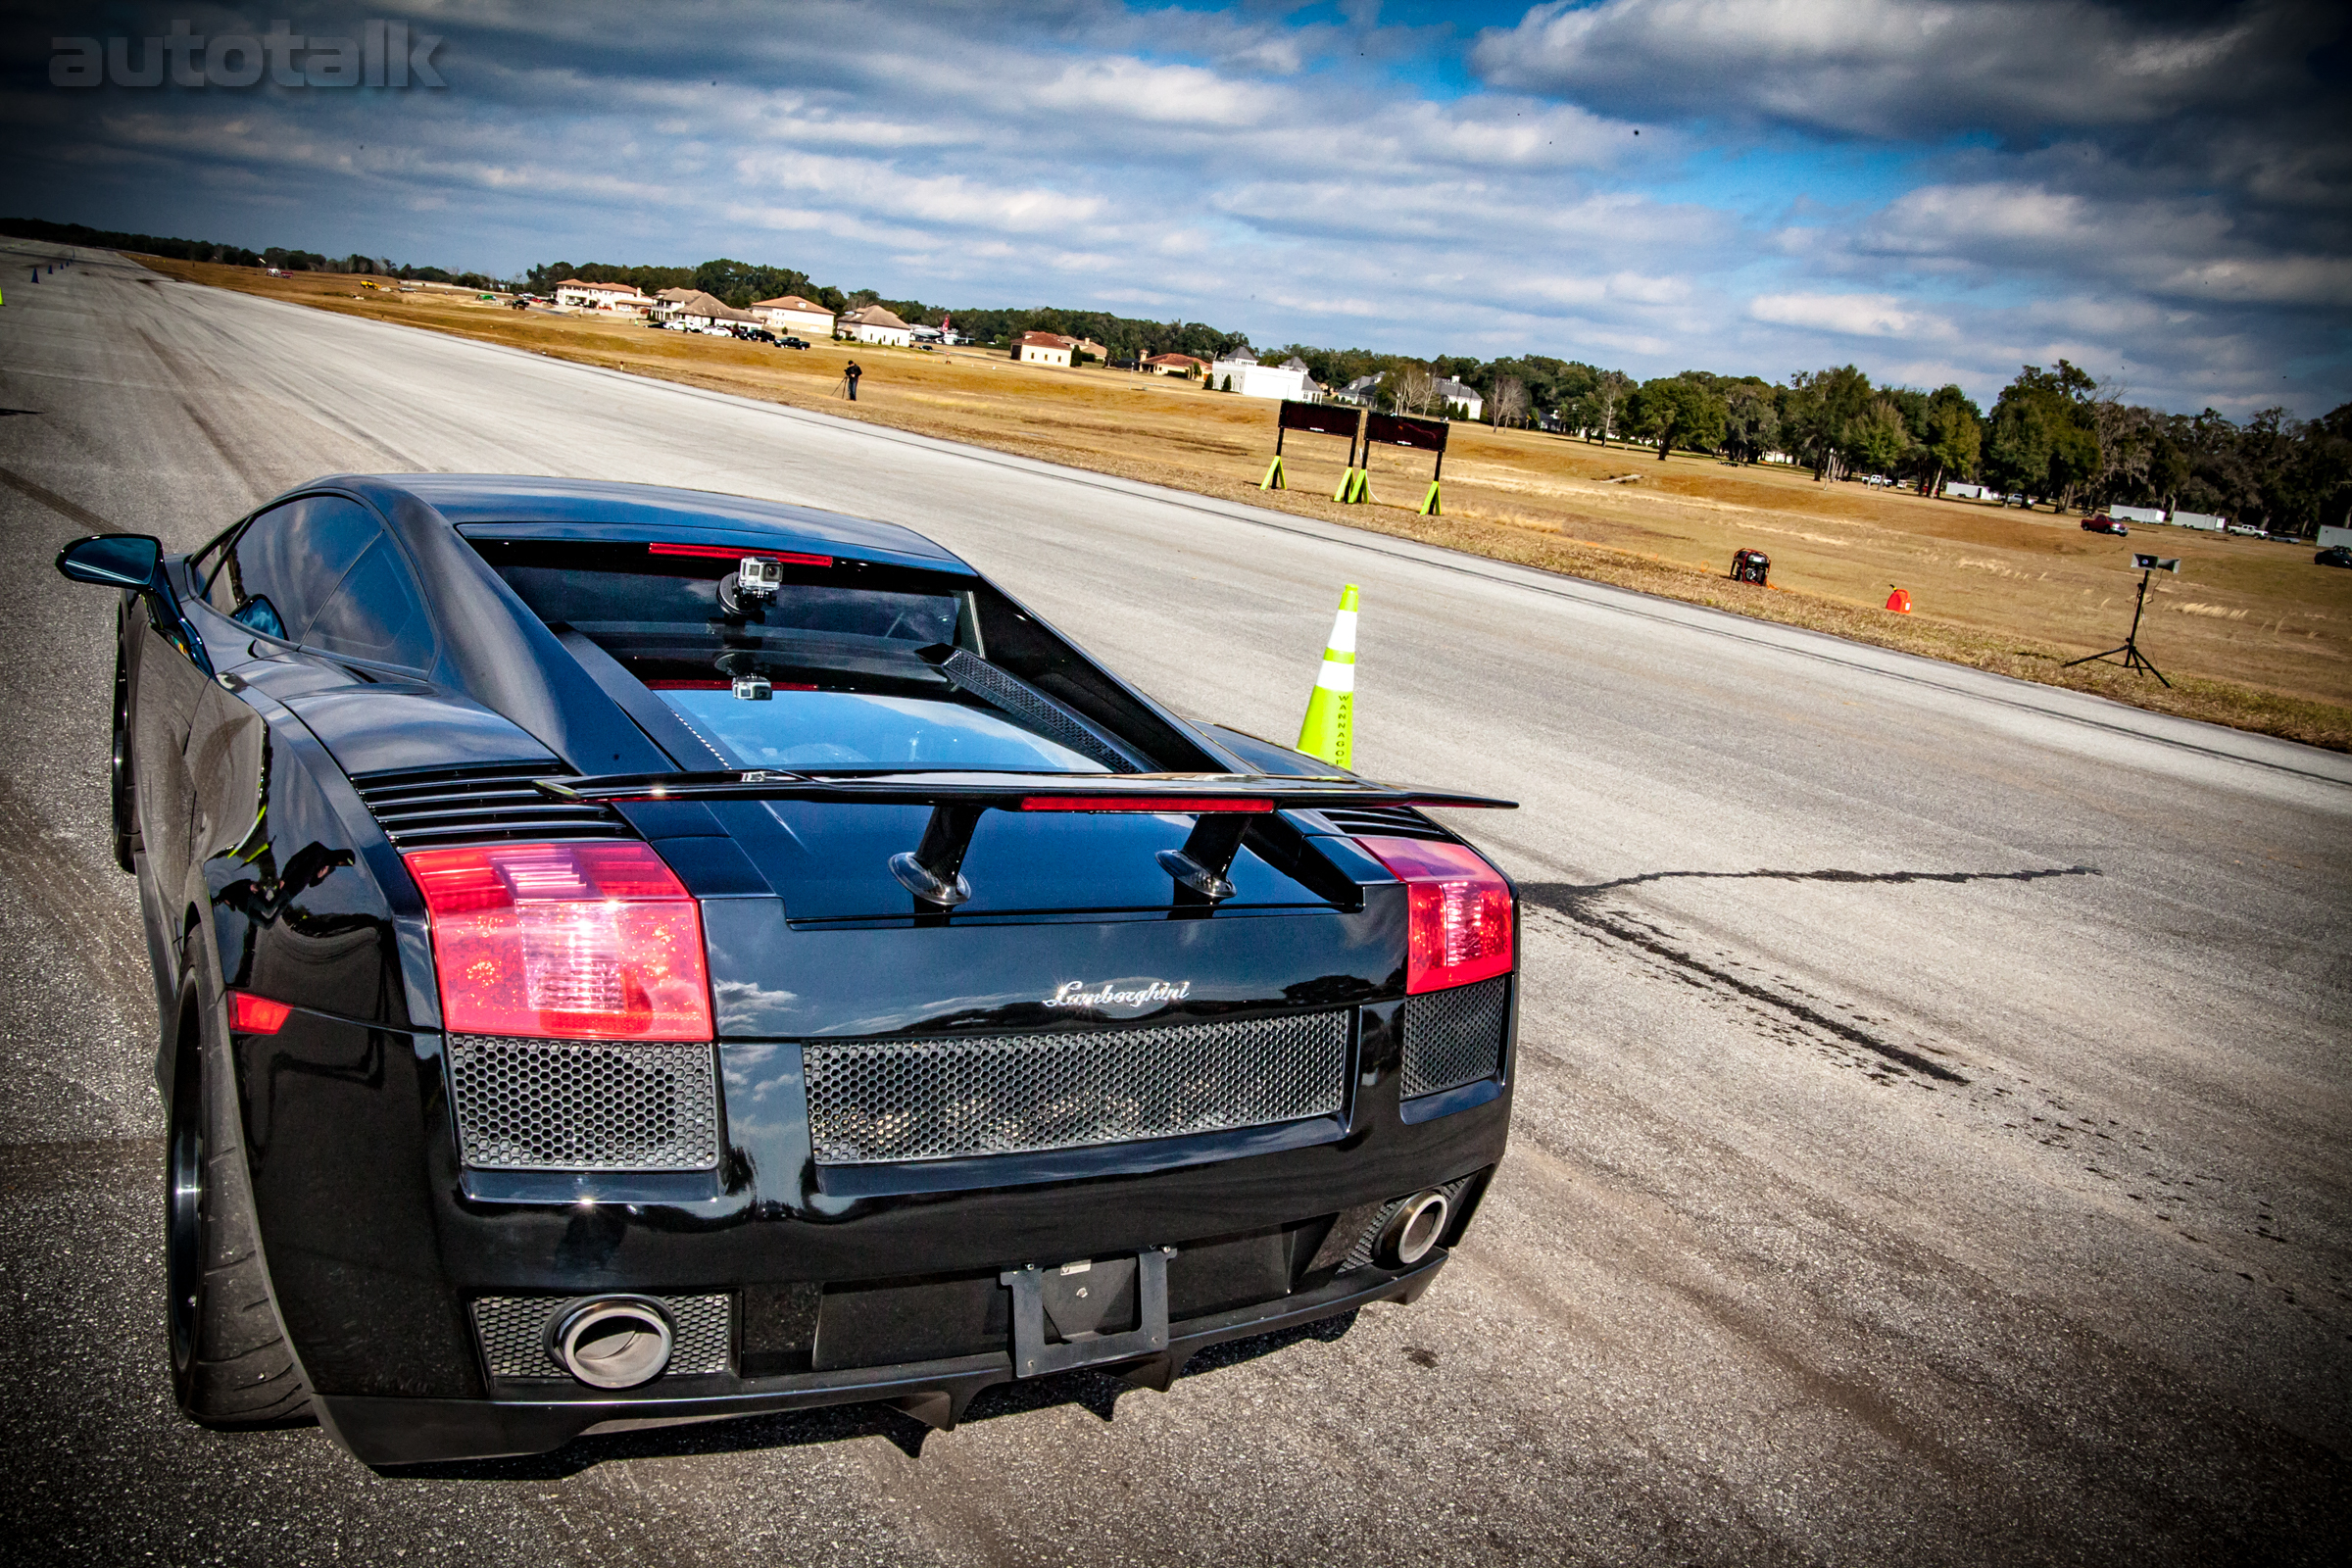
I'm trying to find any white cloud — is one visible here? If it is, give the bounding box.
[1470,0,2333,139]
[1748,292,1955,339]
[6,0,2344,416]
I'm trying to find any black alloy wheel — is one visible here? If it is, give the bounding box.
[166,1054,205,1391]
[162,987,310,1427]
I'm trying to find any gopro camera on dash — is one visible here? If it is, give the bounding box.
[737,556,784,599]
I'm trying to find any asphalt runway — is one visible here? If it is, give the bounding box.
[4,239,2348,1565]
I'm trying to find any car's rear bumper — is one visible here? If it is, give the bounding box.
[317,1252,1448,1467]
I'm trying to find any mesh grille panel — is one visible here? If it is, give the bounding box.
[1399,977,1507,1099]
[448,1036,719,1170]
[805,1010,1349,1164]
[472,1294,732,1381]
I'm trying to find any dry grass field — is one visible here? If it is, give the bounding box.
[139,258,2352,750]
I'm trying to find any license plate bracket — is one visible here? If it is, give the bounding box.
[1000,1249,1171,1378]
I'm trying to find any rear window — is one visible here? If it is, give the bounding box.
[468,539,1199,774]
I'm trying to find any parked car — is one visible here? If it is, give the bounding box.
[2317,546,2352,567]
[733,326,776,344]
[52,476,1518,1467]
[777,336,809,350]
[2082,516,2130,536]
[2226,523,2264,537]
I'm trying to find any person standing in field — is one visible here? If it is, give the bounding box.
[845,360,862,401]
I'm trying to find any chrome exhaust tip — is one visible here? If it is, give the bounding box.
[1376,1190,1451,1269]
[551,1297,675,1389]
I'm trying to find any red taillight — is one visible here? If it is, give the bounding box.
[403,842,711,1041]
[1017,797,1273,813]
[1358,837,1514,994]
[648,542,832,566]
[229,991,292,1034]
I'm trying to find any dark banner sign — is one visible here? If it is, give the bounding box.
[1364,413,1448,453]
[1278,401,1361,440]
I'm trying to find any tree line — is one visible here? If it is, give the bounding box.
[14,217,2343,533]
[1287,347,2348,535]
[0,218,509,291]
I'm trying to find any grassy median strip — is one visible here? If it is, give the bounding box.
[138,256,2352,753]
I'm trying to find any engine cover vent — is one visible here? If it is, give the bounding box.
[1307,805,1453,843]
[353,762,629,849]
[804,1009,1349,1165]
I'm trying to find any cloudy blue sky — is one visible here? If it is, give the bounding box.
[7,1,2348,415]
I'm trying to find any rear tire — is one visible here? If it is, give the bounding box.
[166,988,312,1427]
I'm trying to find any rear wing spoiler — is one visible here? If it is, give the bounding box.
[537,770,1515,909]
[534,769,1515,813]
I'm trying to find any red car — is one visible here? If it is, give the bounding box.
[2082,515,2130,535]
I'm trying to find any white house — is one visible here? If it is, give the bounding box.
[553,279,653,314]
[837,304,915,347]
[1207,348,1319,401]
[1432,376,1483,420]
[652,288,760,331]
[749,294,835,339]
[1018,330,1073,367]
[1143,353,1205,377]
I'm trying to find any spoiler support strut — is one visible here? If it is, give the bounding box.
[538,770,1516,914]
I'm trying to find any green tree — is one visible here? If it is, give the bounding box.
[1627,376,1728,461]
[2145,433,2192,514]
[1718,380,1781,464]
[1919,385,1983,495]
[1850,398,1913,477]
[1785,365,1873,480]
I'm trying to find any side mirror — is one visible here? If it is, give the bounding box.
[56,533,164,590]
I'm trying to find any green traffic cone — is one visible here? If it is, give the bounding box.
[1297,584,1358,768]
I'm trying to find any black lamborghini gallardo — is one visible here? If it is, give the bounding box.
[57,473,1517,1465]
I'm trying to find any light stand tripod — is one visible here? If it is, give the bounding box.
[2065,557,2175,687]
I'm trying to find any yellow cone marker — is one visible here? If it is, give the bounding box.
[1260,453,1286,490]
[1416,479,1442,516]
[1296,584,1357,767]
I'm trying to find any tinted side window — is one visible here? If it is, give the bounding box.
[205,496,381,642]
[306,538,435,670]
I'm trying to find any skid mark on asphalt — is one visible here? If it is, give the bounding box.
[0,463,118,531]
[1568,863,2100,895]
[1518,871,2347,1344]
[1517,880,1976,1083]
[0,772,148,1014]
[130,325,290,506]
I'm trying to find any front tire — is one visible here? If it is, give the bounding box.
[166,988,311,1427]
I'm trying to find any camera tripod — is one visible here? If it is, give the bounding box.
[2064,565,2169,687]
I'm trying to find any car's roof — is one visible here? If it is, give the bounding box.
[350,473,970,573]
